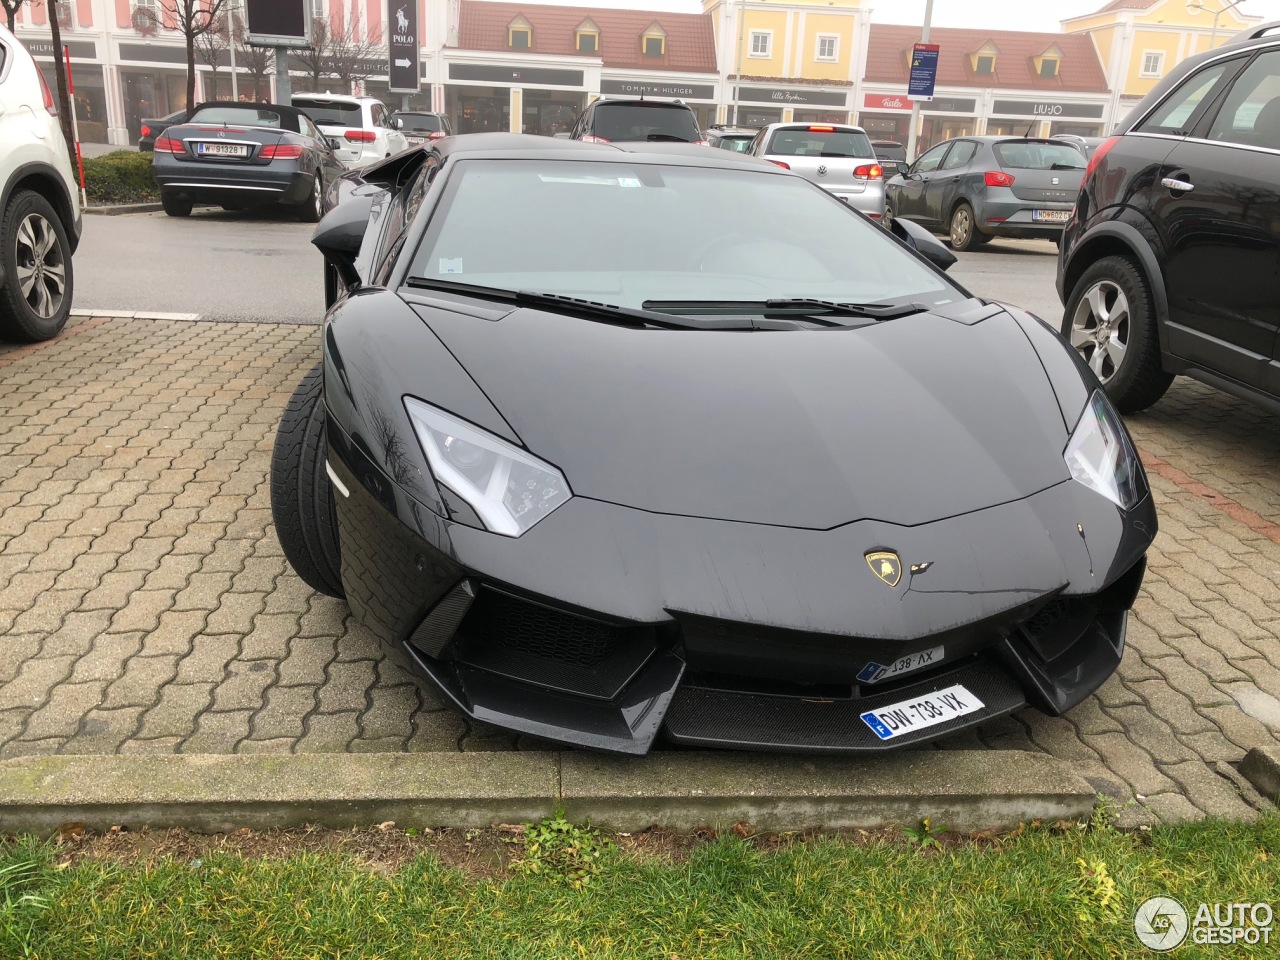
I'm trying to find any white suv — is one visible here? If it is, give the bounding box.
[291,93,410,170]
[0,22,80,342]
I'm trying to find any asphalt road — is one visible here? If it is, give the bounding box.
[75,206,325,323]
[73,208,1064,324]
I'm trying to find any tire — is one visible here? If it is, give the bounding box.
[1062,255,1173,413]
[0,190,73,342]
[271,362,344,597]
[297,173,323,223]
[947,202,980,252]
[161,191,193,217]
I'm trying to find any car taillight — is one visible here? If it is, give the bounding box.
[1084,135,1121,180]
[141,124,152,137]
[38,70,56,115]
[694,139,709,146]
[427,130,447,140]
[853,163,883,180]
[153,136,186,155]
[579,134,611,143]
[808,125,835,132]
[344,130,377,142]
[768,159,791,170]
[985,170,1016,187]
[260,144,304,160]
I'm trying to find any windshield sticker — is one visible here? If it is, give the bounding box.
[617,177,642,188]
[439,258,463,275]
[537,175,636,187]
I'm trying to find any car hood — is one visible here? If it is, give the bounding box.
[418,303,1073,529]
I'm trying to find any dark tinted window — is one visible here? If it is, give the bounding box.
[189,105,293,130]
[397,113,444,132]
[872,142,907,162]
[993,141,1086,169]
[297,101,364,127]
[1206,50,1280,148]
[1136,61,1234,135]
[589,103,700,142]
[765,127,873,158]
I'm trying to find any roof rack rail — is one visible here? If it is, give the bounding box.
[1234,20,1280,41]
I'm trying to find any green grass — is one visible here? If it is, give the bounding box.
[2,815,1276,959]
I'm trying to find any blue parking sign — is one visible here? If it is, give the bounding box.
[908,43,940,101]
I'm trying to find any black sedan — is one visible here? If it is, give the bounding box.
[273,135,1154,755]
[151,102,346,220]
[137,108,189,152]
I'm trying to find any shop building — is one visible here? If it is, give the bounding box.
[444,1,719,134]
[860,24,1111,154]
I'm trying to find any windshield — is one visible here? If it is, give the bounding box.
[993,141,1086,170]
[590,104,702,142]
[397,114,443,132]
[297,101,363,127]
[189,106,287,129]
[714,136,754,153]
[766,127,874,158]
[407,159,958,312]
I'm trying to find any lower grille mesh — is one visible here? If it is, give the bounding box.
[469,590,617,668]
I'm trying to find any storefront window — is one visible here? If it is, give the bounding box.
[522,88,586,136]
[39,64,109,143]
[121,70,188,143]
[793,109,849,125]
[1050,121,1102,138]
[740,106,782,126]
[690,103,716,132]
[856,112,909,142]
[447,85,510,134]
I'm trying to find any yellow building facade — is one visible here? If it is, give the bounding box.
[1064,0,1258,123]
[702,0,869,125]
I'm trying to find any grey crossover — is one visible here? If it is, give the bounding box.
[885,137,1086,251]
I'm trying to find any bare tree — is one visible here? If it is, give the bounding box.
[1,0,38,32]
[135,0,229,110]
[234,17,273,101]
[292,8,383,94]
[193,13,230,101]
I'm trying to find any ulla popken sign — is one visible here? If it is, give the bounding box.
[739,86,848,107]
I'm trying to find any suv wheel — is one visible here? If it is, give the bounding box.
[0,190,73,343]
[948,202,980,252]
[1063,256,1173,412]
[161,191,193,218]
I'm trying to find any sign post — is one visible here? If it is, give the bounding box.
[388,1,420,100]
[244,0,310,103]
[904,0,936,163]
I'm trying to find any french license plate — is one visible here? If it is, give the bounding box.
[860,684,983,740]
[196,142,248,158]
[857,645,944,684]
[1033,209,1070,223]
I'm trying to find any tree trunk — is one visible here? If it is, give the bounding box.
[4,8,15,32]
[187,32,197,110]
[47,2,77,172]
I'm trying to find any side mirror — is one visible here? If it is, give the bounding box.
[391,117,404,130]
[311,192,375,289]
[896,162,911,177]
[890,216,957,272]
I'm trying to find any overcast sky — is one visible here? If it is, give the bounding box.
[508,0,1280,32]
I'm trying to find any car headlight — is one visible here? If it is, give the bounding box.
[1063,390,1144,510]
[404,398,571,536]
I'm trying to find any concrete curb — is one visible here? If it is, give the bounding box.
[0,750,1096,835]
[84,202,163,216]
[1240,747,1280,803]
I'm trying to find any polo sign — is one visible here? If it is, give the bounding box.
[389,2,420,93]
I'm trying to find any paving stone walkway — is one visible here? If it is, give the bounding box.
[1,317,1278,822]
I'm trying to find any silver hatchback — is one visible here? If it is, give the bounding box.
[747,122,886,219]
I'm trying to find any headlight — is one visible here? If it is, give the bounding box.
[404,398,571,536]
[1063,390,1144,509]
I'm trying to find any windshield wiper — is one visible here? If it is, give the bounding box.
[1050,162,1084,171]
[642,298,929,325]
[404,278,710,329]
[646,133,692,142]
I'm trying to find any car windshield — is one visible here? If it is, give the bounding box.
[766,128,874,158]
[189,106,285,129]
[993,141,1086,170]
[297,101,363,127]
[591,104,702,142]
[398,114,443,132]
[407,159,958,312]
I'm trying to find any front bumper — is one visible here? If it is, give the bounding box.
[326,415,1153,755]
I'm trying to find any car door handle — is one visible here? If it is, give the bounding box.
[1161,177,1194,192]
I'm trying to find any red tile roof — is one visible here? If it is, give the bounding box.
[1092,0,1162,12]
[454,1,718,74]
[865,24,1110,93]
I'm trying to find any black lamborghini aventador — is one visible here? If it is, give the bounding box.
[271,134,1155,755]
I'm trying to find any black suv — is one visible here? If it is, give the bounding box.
[570,98,706,145]
[1059,21,1280,413]
[389,110,453,146]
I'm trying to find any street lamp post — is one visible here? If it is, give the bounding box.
[1189,0,1248,48]
[904,0,935,163]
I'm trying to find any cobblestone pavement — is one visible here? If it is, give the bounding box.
[1,316,1278,823]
